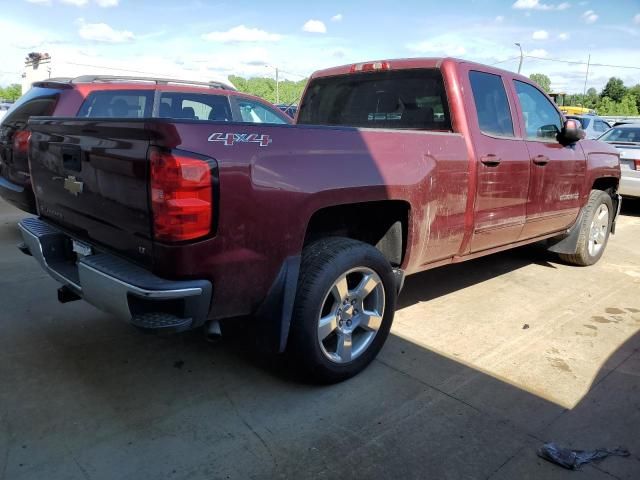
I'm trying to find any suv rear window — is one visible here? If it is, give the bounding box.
[159,92,232,121]
[0,86,60,128]
[78,90,153,118]
[298,69,451,131]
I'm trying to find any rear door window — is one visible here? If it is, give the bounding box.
[298,69,451,130]
[513,81,563,141]
[77,90,153,118]
[468,71,514,137]
[159,92,232,121]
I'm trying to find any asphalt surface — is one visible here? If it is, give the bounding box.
[1,197,639,480]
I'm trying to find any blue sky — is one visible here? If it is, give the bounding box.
[1,0,639,92]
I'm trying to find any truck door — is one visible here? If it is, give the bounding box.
[511,80,586,239]
[466,70,531,252]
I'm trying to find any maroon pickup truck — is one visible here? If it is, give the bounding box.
[19,58,620,382]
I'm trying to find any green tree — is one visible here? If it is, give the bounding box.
[228,75,308,104]
[529,73,551,93]
[628,84,640,112]
[0,84,22,102]
[601,77,626,102]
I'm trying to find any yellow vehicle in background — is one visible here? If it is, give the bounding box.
[549,92,596,116]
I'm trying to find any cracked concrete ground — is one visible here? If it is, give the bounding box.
[1,197,639,480]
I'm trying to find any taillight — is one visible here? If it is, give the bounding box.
[634,160,640,170]
[13,130,31,155]
[150,148,213,242]
[350,61,391,73]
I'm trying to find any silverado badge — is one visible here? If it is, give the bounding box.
[63,175,83,196]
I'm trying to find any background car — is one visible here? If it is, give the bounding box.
[276,103,298,118]
[0,75,291,213]
[566,114,610,139]
[0,103,12,121]
[598,124,640,198]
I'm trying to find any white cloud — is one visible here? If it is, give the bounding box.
[406,40,466,56]
[582,9,598,23]
[331,14,343,22]
[558,32,570,40]
[61,0,88,6]
[25,0,51,4]
[78,20,134,43]
[532,30,549,39]
[95,0,118,6]
[202,25,282,43]
[512,0,571,10]
[495,15,505,22]
[302,19,327,33]
[634,14,640,24]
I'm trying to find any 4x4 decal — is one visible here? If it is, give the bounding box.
[208,132,272,147]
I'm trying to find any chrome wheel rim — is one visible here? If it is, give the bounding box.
[317,267,385,364]
[588,204,609,257]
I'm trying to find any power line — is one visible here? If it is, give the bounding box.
[524,55,640,71]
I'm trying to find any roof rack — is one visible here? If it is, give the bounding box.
[70,75,236,91]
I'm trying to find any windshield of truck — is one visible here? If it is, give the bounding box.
[598,127,640,143]
[298,69,451,131]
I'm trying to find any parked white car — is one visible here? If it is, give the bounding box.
[598,124,640,198]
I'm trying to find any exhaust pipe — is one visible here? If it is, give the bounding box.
[205,320,222,342]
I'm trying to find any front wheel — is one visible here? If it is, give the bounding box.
[287,237,396,383]
[559,189,613,266]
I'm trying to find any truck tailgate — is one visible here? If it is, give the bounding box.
[28,118,155,266]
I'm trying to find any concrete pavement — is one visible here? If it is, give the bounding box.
[0,197,639,479]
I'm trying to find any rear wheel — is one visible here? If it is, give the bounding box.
[288,237,396,383]
[559,189,613,266]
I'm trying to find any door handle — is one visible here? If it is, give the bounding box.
[480,154,501,167]
[532,154,549,166]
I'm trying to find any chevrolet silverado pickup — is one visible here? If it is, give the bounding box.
[19,58,621,382]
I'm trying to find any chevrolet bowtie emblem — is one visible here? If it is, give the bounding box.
[63,175,83,196]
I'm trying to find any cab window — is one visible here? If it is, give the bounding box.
[236,99,288,124]
[514,81,562,141]
[469,71,514,138]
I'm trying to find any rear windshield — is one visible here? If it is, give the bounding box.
[298,69,451,131]
[0,86,60,128]
[599,127,640,143]
[159,92,232,121]
[78,90,154,118]
[567,116,590,129]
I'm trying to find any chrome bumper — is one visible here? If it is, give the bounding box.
[18,217,212,329]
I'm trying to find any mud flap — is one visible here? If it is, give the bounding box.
[254,256,301,353]
[547,209,585,255]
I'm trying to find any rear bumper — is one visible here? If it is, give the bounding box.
[619,173,640,198]
[0,176,36,213]
[18,217,212,330]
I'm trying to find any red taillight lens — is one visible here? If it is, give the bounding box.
[13,130,31,155]
[350,61,391,73]
[150,148,213,242]
[634,160,640,170]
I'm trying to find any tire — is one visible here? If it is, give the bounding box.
[287,237,396,383]
[559,189,613,266]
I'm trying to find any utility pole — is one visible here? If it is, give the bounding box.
[275,67,279,104]
[515,43,524,74]
[582,54,591,97]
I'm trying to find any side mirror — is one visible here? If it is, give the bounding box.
[558,119,585,145]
